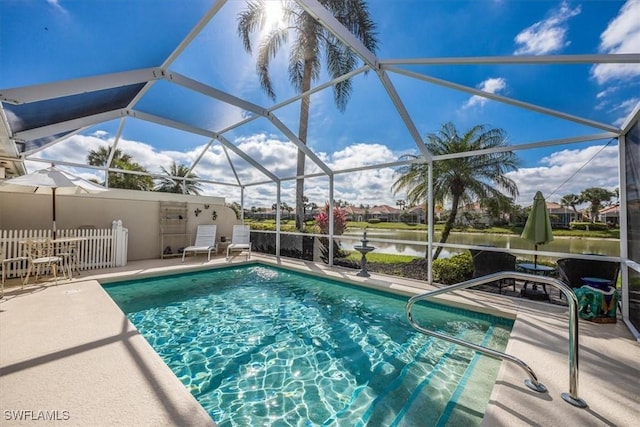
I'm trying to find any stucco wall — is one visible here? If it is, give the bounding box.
[0,189,239,261]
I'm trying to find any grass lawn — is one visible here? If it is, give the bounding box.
[344,251,417,264]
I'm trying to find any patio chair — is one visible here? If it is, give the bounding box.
[556,257,620,296]
[1,246,29,296]
[226,225,251,260]
[469,249,517,294]
[23,239,68,284]
[55,238,83,279]
[182,225,218,262]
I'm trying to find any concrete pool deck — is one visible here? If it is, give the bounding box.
[1,254,638,426]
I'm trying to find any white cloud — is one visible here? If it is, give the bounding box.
[91,130,109,138]
[596,86,623,100]
[28,129,621,211]
[228,141,402,207]
[325,143,398,170]
[47,0,69,15]
[31,133,199,182]
[233,134,300,178]
[513,1,581,55]
[591,0,640,84]
[462,77,507,109]
[613,97,640,114]
[612,98,640,126]
[507,144,619,206]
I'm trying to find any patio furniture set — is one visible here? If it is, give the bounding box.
[1,237,83,297]
[470,249,620,321]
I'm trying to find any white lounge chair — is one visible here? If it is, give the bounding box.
[182,225,218,262]
[226,225,251,260]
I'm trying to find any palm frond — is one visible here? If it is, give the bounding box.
[237,0,267,53]
[238,0,377,106]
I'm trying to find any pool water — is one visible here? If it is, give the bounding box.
[104,265,513,426]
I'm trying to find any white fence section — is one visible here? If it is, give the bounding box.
[0,220,128,279]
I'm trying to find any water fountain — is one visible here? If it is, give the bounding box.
[353,228,375,277]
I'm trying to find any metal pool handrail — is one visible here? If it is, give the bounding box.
[405,271,587,408]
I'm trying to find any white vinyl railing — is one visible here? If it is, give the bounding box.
[1,220,128,279]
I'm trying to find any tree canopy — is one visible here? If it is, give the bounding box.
[237,0,378,232]
[393,122,519,259]
[154,162,203,195]
[87,145,153,191]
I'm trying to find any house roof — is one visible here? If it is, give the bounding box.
[369,205,400,214]
[599,204,620,215]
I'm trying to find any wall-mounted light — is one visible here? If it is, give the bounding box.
[212,210,217,220]
[194,208,202,217]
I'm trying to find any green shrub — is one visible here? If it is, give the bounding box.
[249,222,298,232]
[432,252,473,285]
[368,218,381,224]
[570,222,609,231]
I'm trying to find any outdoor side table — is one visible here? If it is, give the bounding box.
[518,263,556,301]
[218,241,231,256]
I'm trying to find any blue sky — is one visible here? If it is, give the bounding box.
[1,0,638,209]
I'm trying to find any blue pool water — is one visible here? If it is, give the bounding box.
[104,265,513,426]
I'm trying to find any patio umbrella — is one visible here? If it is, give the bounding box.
[521,191,554,267]
[0,164,107,238]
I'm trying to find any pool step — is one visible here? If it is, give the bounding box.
[342,329,488,427]
[392,327,497,427]
[432,327,502,427]
[325,336,463,425]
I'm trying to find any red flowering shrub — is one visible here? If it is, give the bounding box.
[314,203,349,263]
[314,203,348,235]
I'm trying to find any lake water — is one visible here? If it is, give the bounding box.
[342,228,619,260]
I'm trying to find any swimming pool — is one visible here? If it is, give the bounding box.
[104,265,513,426]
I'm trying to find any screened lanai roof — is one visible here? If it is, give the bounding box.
[1,0,639,206]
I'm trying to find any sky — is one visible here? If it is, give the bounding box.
[1,0,638,210]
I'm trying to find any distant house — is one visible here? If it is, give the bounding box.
[599,204,619,226]
[455,202,495,226]
[369,205,402,222]
[343,206,367,222]
[407,205,425,224]
[547,201,577,228]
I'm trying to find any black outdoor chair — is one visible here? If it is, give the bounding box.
[556,257,620,297]
[469,249,517,294]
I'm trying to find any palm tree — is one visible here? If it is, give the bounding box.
[237,0,378,232]
[393,122,519,260]
[87,146,131,167]
[155,162,202,195]
[560,193,582,221]
[607,187,620,206]
[483,195,515,225]
[117,161,154,191]
[580,187,615,221]
[87,145,153,190]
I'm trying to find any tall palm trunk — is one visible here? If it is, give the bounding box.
[433,193,461,260]
[295,56,313,232]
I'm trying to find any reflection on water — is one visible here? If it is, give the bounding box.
[342,229,619,260]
